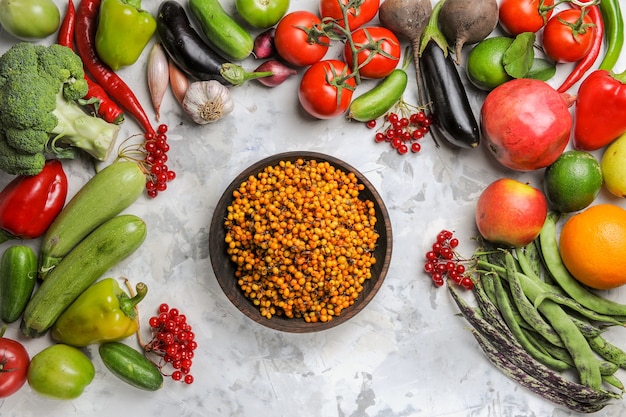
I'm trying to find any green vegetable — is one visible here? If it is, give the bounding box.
[27,344,95,399]
[38,160,146,279]
[52,278,147,347]
[598,0,624,71]
[0,245,37,323]
[99,342,163,391]
[95,0,156,71]
[0,0,60,40]
[189,0,254,61]
[538,212,626,316]
[21,214,147,338]
[347,69,408,122]
[0,42,121,176]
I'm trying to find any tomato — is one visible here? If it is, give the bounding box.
[343,26,401,79]
[0,335,29,398]
[542,9,596,63]
[498,0,554,35]
[298,60,356,119]
[235,0,290,29]
[274,11,330,67]
[319,0,379,30]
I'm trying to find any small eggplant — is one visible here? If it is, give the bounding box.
[420,41,480,149]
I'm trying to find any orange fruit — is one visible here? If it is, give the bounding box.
[559,204,626,290]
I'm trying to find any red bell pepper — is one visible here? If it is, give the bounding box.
[573,69,626,151]
[0,159,68,242]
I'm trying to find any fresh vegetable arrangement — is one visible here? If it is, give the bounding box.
[0,0,623,411]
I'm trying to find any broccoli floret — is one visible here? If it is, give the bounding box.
[0,42,121,176]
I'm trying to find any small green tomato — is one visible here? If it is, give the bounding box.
[27,344,95,400]
[235,0,289,28]
[0,0,60,40]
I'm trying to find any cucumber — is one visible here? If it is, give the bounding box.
[189,0,253,61]
[21,214,147,338]
[0,245,37,323]
[347,69,408,122]
[38,161,145,280]
[99,342,163,391]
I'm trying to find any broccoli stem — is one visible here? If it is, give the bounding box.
[50,91,120,161]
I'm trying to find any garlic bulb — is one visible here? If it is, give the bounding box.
[182,80,234,124]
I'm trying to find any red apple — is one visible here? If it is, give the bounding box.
[475,178,548,247]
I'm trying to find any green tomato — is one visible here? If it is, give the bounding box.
[235,0,289,28]
[27,344,95,400]
[0,0,60,40]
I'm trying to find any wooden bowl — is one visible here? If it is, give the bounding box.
[209,152,392,332]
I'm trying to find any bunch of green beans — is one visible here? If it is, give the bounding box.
[447,212,626,412]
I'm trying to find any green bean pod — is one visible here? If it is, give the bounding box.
[539,212,626,316]
[588,335,626,368]
[347,69,408,122]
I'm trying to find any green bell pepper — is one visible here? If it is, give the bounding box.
[95,0,156,70]
[51,277,147,347]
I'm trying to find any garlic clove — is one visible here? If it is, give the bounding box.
[182,80,235,124]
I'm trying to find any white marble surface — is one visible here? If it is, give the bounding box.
[0,0,626,416]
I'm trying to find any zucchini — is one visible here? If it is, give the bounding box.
[347,69,408,122]
[0,245,37,323]
[99,342,163,391]
[21,214,147,338]
[189,0,253,61]
[38,161,145,280]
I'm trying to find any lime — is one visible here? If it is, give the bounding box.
[543,150,603,213]
[466,36,514,91]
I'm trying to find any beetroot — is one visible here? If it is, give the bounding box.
[481,79,573,171]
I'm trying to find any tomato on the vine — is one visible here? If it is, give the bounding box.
[542,8,596,63]
[298,59,356,119]
[344,26,401,79]
[498,0,554,35]
[319,0,379,30]
[0,335,29,398]
[274,10,330,67]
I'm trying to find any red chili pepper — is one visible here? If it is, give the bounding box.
[573,69,626,151]
[74,0,156,136]
[0,160,68,243]
[58,0,124,124]
[556,4,603,93]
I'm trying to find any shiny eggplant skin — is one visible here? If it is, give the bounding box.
[156,1,230,85]
[420,41,480,149]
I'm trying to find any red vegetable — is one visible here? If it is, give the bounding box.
[298,59,356,119]
[319,0,379,30]
[0,327,29,398]
[343,26,401,79]
[542,7,596,63]
[0,160,68,243]
[573,69,626,151]
[498,0,555,35]
[274,11,330,67]
[58,0,124,125]
[557,4,603,93]
[74,0,156,136]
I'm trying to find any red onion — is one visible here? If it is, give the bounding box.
[252,28,276,59]
[254,60,298,87]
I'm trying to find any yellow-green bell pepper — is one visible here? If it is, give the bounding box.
[51,278,147,347]
[95,0,156,70]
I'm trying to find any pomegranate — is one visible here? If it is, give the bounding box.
[480,79,572,171]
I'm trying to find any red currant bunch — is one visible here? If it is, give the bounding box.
[145,303,197,384]
[367,107,432,155]
[144,124,176,198]
[424,229,473,290]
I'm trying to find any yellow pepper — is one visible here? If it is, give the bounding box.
[51,278,147,347]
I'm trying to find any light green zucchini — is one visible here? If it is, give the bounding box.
[99,342,164,391]
[189,0,253,61]
[38,161,145,279]
[0,245,37,323]
[21,214,147,338]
